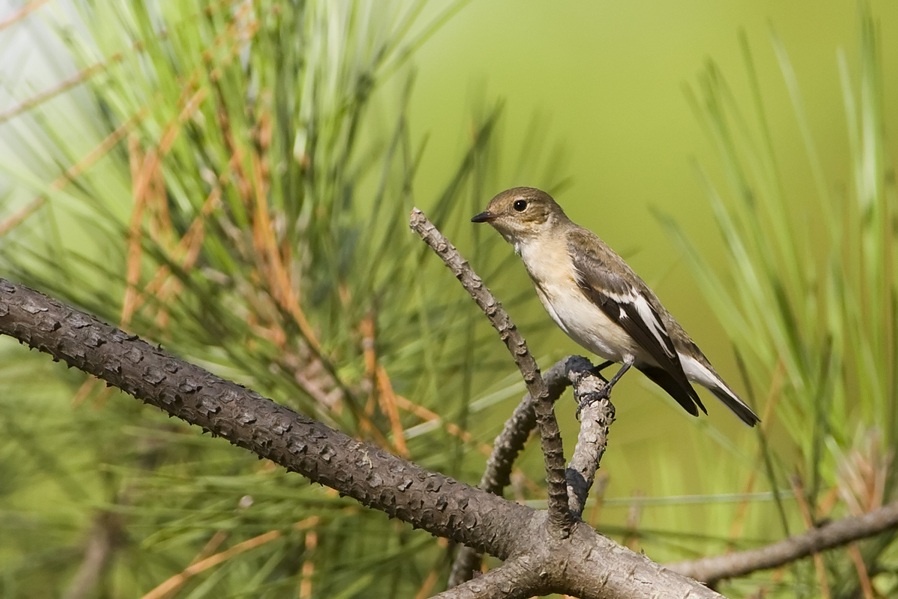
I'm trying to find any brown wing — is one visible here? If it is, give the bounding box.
[566,227,705,416]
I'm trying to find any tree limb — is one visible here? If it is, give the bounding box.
[0,279,525,559]
[564,359,615,517]
[409,208,572,536]
[668,499,898,586]
[437,555,545,599]
[0,277,722,598]
[448,356,613,587]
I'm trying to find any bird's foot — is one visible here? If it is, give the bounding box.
[573,361,616,420]
[575,380,613,420]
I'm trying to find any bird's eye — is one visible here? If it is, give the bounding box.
[513,199,528,212]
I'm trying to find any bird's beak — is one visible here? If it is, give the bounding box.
[471,210,495,223]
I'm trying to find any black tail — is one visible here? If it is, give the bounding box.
[637,364,707,417]
[706,384,761,427]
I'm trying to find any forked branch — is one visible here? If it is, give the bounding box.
[409,208,572,535]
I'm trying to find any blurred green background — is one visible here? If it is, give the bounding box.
[1,0,897,597]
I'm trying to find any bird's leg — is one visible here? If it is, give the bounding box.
[589,360,614,382]
[597,358,633,400]
[576,358,631,419]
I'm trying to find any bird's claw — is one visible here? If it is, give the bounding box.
[575,384,612,420]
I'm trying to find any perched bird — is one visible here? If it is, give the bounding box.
[472,187,759,426]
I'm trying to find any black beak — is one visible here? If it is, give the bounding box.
[471,211,494,223]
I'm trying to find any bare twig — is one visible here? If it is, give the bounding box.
[480,358,577,495]
[668,499,898,586]
[449,356,600,587]
[409,209,572,535]
[61,512,122,599]
[564,358,615,516]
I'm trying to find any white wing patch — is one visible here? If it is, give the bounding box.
[633,294,676,358]
[610,291,676,359]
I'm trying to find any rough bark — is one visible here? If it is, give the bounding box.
[565,362,615,516]
[668,499,898,586]
[0,279,524,559]
[409,209,573,537]
[0,278,721,598]
[448,355,614,587]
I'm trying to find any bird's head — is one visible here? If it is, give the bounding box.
[471,187,568,245]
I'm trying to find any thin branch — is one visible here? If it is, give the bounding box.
[449,357,582,587]
[480,358,577,494]
[409,208,572,535]
[667,499,898,586]
[564,357,615,517]
[446,356,615,586]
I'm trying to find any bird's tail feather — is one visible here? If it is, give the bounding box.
[640,361,761,427]
[707,383,760,427]
[678,353,760,427]
[637,364,707,417]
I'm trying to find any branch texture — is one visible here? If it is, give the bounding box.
[0,279,524,559]
[0,278,724,598]
[449,356,611,586]
[409,208,572,535]
[564,356,615,516]
[478,358,575,495]
[437,555,544,599]
[668,499,898,586]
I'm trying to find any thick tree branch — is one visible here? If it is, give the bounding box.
[448,356,611,586]
[668,499,898,586]
[437,555,545,599]
[0,279,524,559]
[409,208,572,536]
[0,277,724,598]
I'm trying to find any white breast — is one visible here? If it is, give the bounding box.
[517,237,640,363]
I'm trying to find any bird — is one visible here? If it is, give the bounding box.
[471,187,760,426]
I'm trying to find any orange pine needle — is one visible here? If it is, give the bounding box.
[142,517,320,599]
